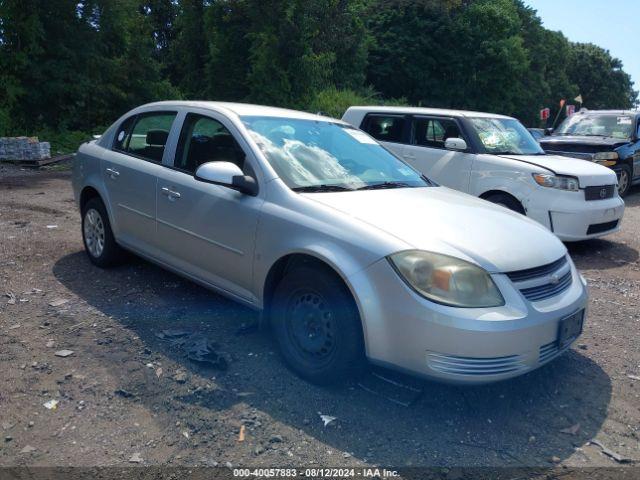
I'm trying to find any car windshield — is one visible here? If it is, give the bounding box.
[554,114,634,139]
[241,116,429,191]
[470,117,544,155]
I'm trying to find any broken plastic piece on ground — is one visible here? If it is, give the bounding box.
[186,337,228,370]
[155,328,190,340]
[589,439,631,463]
[43,399,59,410]
[319,414,337,427]
[54,350,74,358]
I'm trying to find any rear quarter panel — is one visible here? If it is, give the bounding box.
[73,141,112,220]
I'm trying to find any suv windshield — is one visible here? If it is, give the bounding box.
[470,117,544,155]
[241,116,429,191]
[554,114,634,139]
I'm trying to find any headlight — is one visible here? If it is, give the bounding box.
[594,151,618,161]
[532,173,579,191]
[388,250,504,308]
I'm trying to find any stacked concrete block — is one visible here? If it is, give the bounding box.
[0,137,51,161]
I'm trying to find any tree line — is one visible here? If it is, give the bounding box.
[0,0,637,137]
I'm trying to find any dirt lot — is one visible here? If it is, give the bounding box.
[1,163,640,475]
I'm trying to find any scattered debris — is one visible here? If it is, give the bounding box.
[46,225,58,229]
[174,370,188,384]
[5,436,13,442]
[319,414,337,427]
[129,452,143,463]
[589,439,631,463]
[155,329,189,340]
[186,338,228,370]
[155,367,163,379]
[114,389,135,398]
[20,445,37,454]
[269,434,283,443]
[182,431,190,440]
[48,298,69,307]
[8,324,20,330]
[551,456,561,463]
[46,340,55,348]
[238,425,246,442]
[5,292,16,305]
[254,445,266,456]
[560,423,581,435]
[43,399,59,410]
[627,374,640,381]
[54,350,74,358]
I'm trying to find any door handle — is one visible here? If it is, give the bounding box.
[106,168,120,178]
[161,186,181,200]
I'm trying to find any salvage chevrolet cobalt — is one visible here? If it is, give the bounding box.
[73,102,588,384]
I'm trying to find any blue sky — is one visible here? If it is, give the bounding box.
[524,0,639,90]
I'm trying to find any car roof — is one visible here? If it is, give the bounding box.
[139,100,343,123]
[345,105,514,120]
[573,109,640,117]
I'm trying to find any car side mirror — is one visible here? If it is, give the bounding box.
[544,127,554,136]
[194,161,258,196]
[444,138,467,151]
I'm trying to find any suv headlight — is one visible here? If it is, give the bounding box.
[594,151,618,161]
[532,173,579,191]
[388,250,504,308]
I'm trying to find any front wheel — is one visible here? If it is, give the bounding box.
[270,265,366,384]
[616,165,632,197]
[81,197,124,268]
[483,193,526,215]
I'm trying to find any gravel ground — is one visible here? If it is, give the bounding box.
[1,163,639,476]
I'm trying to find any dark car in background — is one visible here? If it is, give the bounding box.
[540,110,640,196]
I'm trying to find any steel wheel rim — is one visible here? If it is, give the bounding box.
[83,208,105,258]
[286,289,337,362]
[619,170,629,194]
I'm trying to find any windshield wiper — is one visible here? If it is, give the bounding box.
[356,181,413,191]
[292,184,354,193]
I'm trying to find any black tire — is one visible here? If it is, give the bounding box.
[616,164,632,197]
[484,192,526,215]
[270,265,366,385]
[81,197,124,268]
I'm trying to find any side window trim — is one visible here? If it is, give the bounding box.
[410,115,470,151]
[360,113,410,145]
[111,110,178,164]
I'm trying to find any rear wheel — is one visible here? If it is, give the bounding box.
[617,165,632,197]
[270,265,366,384]
[81,197,124,268]
[483,192,526,215]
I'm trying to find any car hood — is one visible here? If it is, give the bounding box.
[497,154,618,187]
[302,186,566,273]
[540,135,629,149]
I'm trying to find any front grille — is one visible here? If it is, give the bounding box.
[427,352,526,376]
[587,220,619,235]
[506,256,573,302]
[506,256,567,283]
[519,270,572,301]
[584,185,615,201]
[542,149,595,160]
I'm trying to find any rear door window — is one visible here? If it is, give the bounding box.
[413,117,462,149]
[362,115,406,143]
[118,112,177,163]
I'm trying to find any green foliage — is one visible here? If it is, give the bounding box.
[0,0,637,139]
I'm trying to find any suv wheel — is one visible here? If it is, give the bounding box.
[484,193,525,215]
[617,165,632,197]
[270,265,366,384]
[81,197,124,268]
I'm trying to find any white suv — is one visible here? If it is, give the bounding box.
[342,106,625,241]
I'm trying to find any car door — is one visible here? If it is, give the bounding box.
[401,116,474,193]
[634,118,640,179]
[102,111,177,252]
[155,111,264,302]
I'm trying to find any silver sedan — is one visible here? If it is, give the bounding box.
[72,101,588,384]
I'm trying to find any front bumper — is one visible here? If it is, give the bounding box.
[526,191,624,241]
[348,257,588,384]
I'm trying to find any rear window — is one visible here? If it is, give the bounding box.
[362,115,406,143]
[113,111,177,163]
